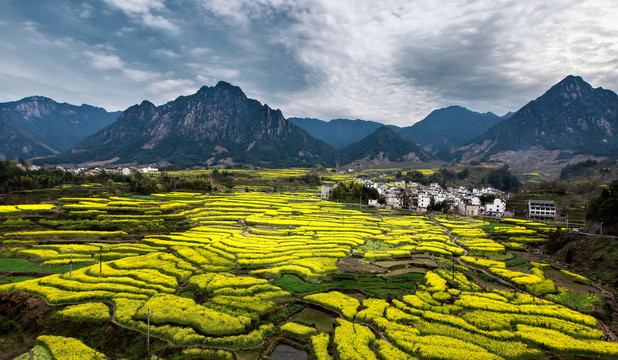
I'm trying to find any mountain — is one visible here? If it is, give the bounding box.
[458,75,618,162]
[43,82,337,168]
[340,126,430,165]
[0,96,120,153]
[397,106,502,157]
[288,117,394,149]
[0,113,57,160]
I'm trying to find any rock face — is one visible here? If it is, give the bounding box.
[0,113,56,160]
[47,82,337,168]
[0,96,120,155]
[340,126,430,165]
[458,75,618,162]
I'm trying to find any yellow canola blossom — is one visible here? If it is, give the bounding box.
[280,322,318,338]
[311,333,333,360]
[304,291,360,320]
[137,294,251,335]
[38,335,108,360]
[57,302,111,322]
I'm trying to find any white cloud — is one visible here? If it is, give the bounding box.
[202,0,618,125]
[187,62,241,83]
[83,50,124,70]
[103,0,164,15]
[21,21,38,32]
[142,13,179,33]
[190,47,211,56]
[78,3,95,18]
[103,0,179,34]
[83,50,162,82]
[123,68,161,82]
[147,79,197,98]
[154,48,179,58]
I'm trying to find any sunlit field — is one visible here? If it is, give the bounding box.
[1,184,615,359]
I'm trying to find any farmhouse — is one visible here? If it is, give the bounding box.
[485,198,506,217]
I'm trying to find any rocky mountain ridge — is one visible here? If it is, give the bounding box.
[457,76,618,165]
[44,82,337,168]
[0,96,119,159]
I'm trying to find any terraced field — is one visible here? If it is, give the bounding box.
[0,190,616,359]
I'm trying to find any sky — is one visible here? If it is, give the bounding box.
[1,0,617,126]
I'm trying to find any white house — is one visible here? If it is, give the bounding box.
[139,166,158,173]
[320,185,333,198]
[368,199,381,208]
[418,193,431,209]
[485,198,506,216]
[385,194,403,209]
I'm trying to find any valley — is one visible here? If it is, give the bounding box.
[0,168,616,359]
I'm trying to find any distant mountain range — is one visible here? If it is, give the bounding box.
[397,106,504,157]
[291,106,506,160]
[288,118,393,149]
[0,96,119,160]
[5,75,618,170]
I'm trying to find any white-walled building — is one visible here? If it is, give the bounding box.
[320,185,333,198]
[485,198,506,216]
[418,193,431,209]
[139,166,158,173]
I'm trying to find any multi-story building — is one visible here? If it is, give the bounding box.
[527,200,556,221]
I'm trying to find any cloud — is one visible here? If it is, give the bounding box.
[187,62,240,83]
[83,49,162,82]
[102,0,179,33]
[190,47,211,56]
[3,0,618,125]
[83,50,124,70]
[123,68,161,82]
[147,79,197,99]
[78,3,95,18]
[154,48,180,58]
[103,0,165,14]
[21,21,39,32]
[200,0,618,124]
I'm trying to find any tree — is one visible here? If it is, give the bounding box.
[130,171,159,195]
[586,180,618,235]
[486,165,520,192]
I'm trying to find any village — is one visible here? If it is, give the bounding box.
[322,179,514,218]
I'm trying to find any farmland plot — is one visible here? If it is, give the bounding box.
[1,190,616,359]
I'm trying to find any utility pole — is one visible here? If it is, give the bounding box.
[147,308,153,353]
[600,222,605,235]
[69,248,73,279]
[99,246,103,274]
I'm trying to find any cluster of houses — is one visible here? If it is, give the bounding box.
[322,179,560,220]
[29,165,159,175]
[321,180,510,217]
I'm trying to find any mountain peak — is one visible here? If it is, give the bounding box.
[458,75,618,161]
[21,95,54,103]
[548,75,595,101]
[341,126,430,164]
[43,81,336,168]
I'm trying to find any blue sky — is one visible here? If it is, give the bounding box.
[1,0,617,126]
